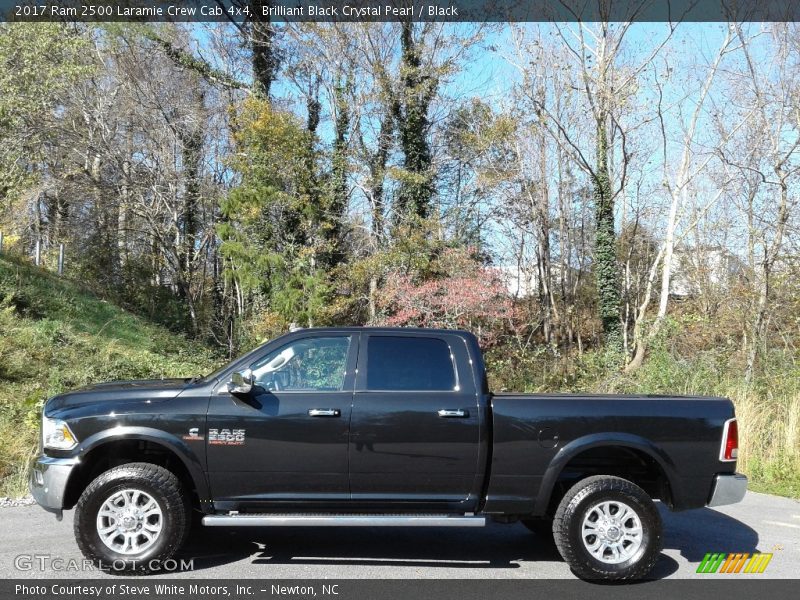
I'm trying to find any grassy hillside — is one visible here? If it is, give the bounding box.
[0,255,220,497]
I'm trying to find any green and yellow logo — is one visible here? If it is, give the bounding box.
[696,552,773,574]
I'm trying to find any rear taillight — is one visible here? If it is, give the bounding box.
[720,418,738,462]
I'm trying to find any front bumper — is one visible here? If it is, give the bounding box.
[29,455,79,519]
[707,473,748,507]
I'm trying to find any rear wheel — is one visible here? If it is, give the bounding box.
[74,463,189,574]
[552,475,662,580]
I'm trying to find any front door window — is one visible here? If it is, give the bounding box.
[250,336,351,392]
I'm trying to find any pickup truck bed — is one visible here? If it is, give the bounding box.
[488,393,736,514]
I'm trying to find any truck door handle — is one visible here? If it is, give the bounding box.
[438,409,469,418]
[308,408,341,417]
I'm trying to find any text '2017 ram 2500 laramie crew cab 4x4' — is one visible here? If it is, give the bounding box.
[31,327,746,580]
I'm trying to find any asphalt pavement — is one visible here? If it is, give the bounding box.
[2,491,798,580]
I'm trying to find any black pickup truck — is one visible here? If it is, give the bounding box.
[31,327,746,579]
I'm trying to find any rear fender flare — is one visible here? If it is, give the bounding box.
[533,432,679,515]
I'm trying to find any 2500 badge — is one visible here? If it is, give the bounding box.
[208,428,246,446]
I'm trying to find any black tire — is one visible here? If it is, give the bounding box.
[521,518,554,542]
[74,462,190,574]
[552,475,662,580]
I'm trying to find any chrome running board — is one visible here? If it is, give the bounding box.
[202,514,486,527]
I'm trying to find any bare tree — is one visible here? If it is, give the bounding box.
[509,20,676,349]
[716,24,800,382]
[627,24,740,370]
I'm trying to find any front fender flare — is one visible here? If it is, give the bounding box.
[70,426,211,509]
[533,432,679,515]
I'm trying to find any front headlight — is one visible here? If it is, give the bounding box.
[42,416,78,450]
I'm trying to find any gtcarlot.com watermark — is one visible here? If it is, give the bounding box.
[14,553,194,573]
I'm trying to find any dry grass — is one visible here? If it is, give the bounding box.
[732,388,800,497]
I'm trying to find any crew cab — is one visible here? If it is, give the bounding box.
[31,327,746,579]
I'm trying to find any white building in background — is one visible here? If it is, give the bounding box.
[493,264,539,298]
[669,246,745,298]
[493,263,571,299]
[492,246,745,300]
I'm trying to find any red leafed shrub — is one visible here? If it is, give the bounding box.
[376,248,513,346]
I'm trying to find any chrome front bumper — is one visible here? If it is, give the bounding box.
[29,455,79,519]
[707,473,748,507]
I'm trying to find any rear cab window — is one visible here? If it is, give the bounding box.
[365,335,458,391]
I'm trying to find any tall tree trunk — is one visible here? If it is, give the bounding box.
[745,173,790,383]
[326,77,350,267]
[365,105,393,325]
[745,255,769,383]
[395,19,435,222]
[594,118,622,348]
[303,83,323,252]
[534,128,559,346]
[178,99,204,334]
[251,1,278,98]
[89,151,118,284]
[54,192,68,243]
[118,134,132,274]
[180,130,202,284]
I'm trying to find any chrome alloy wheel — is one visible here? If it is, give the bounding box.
[95,489,163,555]
[581,500,643,564]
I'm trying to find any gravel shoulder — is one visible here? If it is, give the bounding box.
[0,495,35,508]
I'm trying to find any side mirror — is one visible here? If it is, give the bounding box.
[227,369,254,395]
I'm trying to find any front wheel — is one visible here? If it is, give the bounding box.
[552,475,662,580]
[74,463,190,574]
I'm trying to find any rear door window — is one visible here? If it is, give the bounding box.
[366,336,457,391]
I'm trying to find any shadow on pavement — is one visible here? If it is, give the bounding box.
[660,505,760,563]
[174,506,757,579]
[179,522,560,571]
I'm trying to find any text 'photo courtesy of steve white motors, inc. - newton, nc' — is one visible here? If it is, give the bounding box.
[14,583,333,598]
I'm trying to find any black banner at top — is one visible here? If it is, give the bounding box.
[3,0,800,22]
